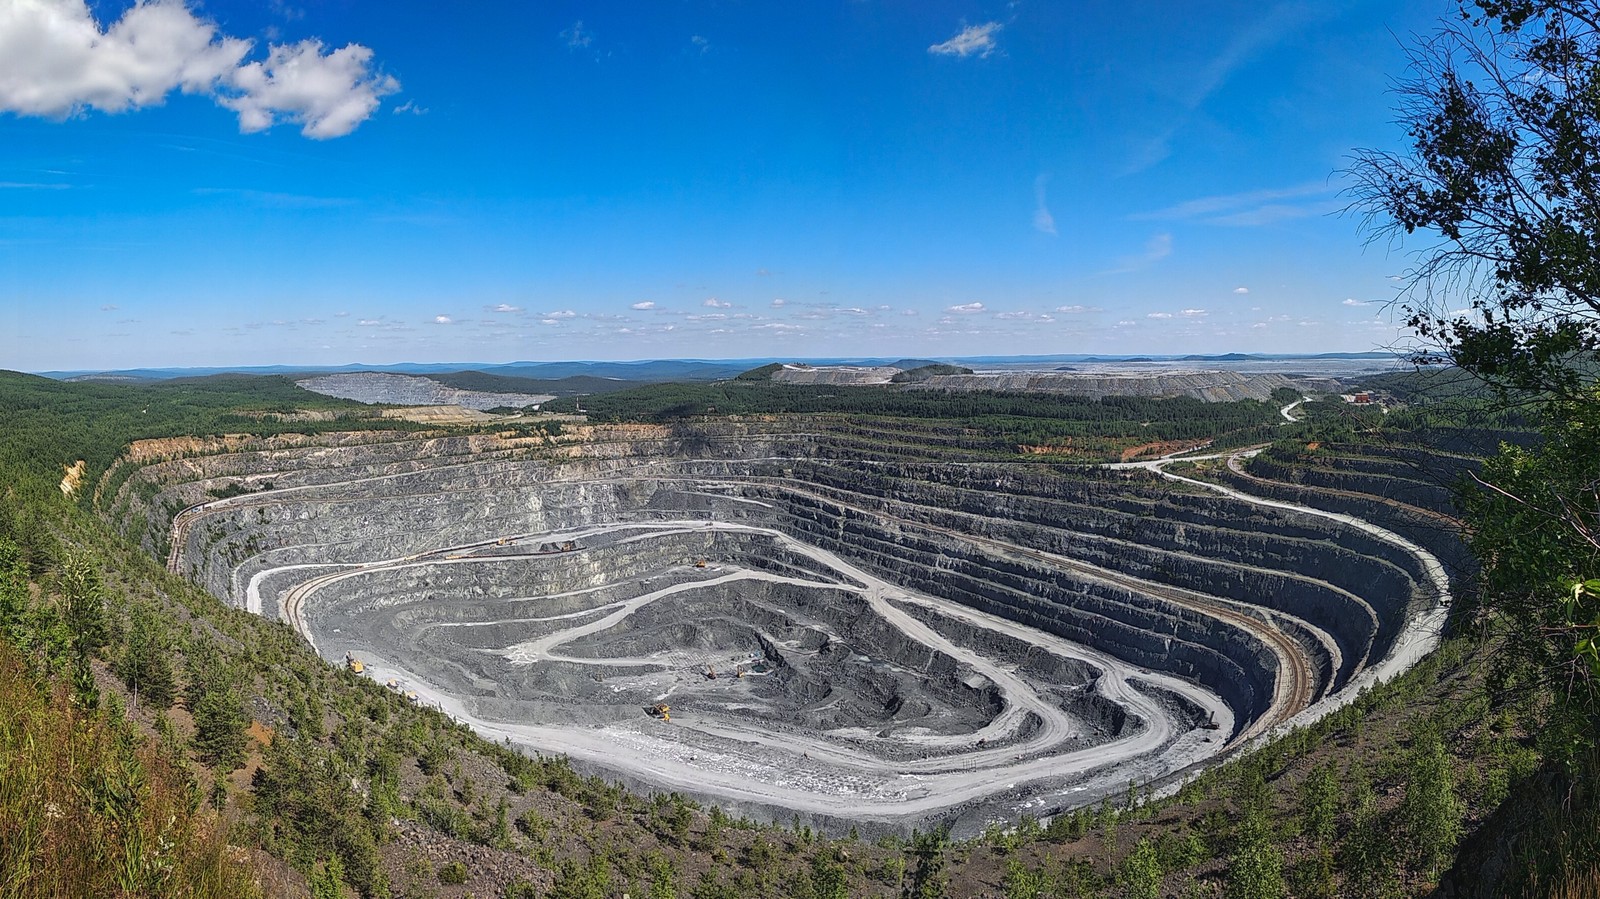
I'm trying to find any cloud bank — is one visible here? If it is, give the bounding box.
[0,0,396,138]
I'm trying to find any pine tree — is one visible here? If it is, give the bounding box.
[1227,785,1284,899]
[0,537,28,635]
[810,849,848,899]
[1300,763,1339,844]
[1122,837,1162,899]
[309,854,345,899]
[1341,770,1400,899]
[117,605,175,710]
[1400,733,1463,880]
[191,676,248,770]
[904,828,949,899]
[647,853,679,899]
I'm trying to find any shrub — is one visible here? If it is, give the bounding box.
[438,860,468,884]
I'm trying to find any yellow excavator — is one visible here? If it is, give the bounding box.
[646,703,671,722]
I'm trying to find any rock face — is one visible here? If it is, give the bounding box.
[297,372,554,410]
[102,423,1450,837]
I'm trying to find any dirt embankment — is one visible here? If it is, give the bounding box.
[59,460,85,496]
[1119,440,1211,463]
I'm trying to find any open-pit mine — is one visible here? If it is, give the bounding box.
[103,422,1449,835]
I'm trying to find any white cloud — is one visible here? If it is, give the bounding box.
[929,22,1001,59]
[1180,308,1207,317]
[1055,304,1101,314]
[1132,182,1338,227]
[1342,297,1374,307]
[0,0,247,116]
[1107,233,1173,274]
[1251,322,1268,329]
[946,302,985,314]
[392,98,425,115]
[223,39,398,138]
[99,303,117,311]
[1033,174,1056,236]
[0,0,395,138]
[562,20,591,48]
[770,298,786,308]
[703,297,731,308]
[433,314,452,324]
[1233,286,1249,294]
[1147,312,1174,319]
[491,303,521,313]
[630,301,656,310]
[690,34,709,53]
[358,318,380,326]
[543,309,576,319]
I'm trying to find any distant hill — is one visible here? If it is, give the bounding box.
[478,360,756,382]
[431,370,637,396]
[734,363,786,381]
[890,363,974,383]
[34,352,1405,383]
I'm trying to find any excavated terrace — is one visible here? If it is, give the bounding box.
[105,426,1450,835]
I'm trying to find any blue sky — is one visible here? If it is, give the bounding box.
[1,0,1443,370]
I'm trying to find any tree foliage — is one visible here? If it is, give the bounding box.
[189,665,248,771]
[1354,1,1600,749]
[117,604,175,711]
[56,551,107,658]
[1400,733,1464,878]
[1351,1,1600,397]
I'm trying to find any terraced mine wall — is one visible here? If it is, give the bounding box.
[101,425,1451,833]
[1221,453,1478,581]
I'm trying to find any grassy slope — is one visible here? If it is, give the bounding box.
[0,637,267,898]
